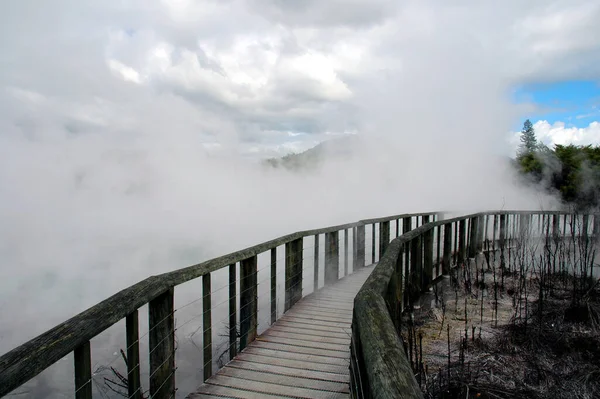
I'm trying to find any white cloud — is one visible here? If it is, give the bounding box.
[535,120,600,147]
[107,59,143,83]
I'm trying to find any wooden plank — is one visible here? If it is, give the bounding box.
[219,367,350,392]
[279,315,351,329]
[239,347,349,367]
[256,335,350,352]
[291,301,354,311]
[235,352,349,374]
[281,304,353,316]
[303,295,356,303]
[284,308,353,322]
[261,329,350,345]
[190,384,290,399]
[269,324,350,339]
[280,313,352,326]
[248,340,349,359]
[272,320,351,335]
[228,359,350,383]
[205,374,349,398]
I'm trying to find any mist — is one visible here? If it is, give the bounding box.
[2,0,597,396]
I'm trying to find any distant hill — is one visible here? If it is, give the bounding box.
[263,135,359,171]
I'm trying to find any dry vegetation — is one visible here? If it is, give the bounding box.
[402,215,600,399]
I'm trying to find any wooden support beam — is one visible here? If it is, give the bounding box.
[74,341,92,399]
[371,223,376,264]
[344,228,349,277]
[285,238,303,311]
[202,274,212,381]
[325,231,340,285]
[229,263,237,359]
[314,234,319,291]
[423,228,433,288]
[149,288,175,399]
[270,249,277,325]
[442,223,452,275]
[379,221,390,258]
[126,310,141,399]
[240,256,257,350]
[354,225,365,269]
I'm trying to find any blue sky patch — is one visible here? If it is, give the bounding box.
[513,80,600,129]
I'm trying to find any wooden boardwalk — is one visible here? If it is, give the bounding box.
[188,265,374,399]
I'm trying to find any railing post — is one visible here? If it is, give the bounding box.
[410,237,423,303]
[126,310,141,399]
[202,273,212,381]
[583,214,590,239]
[468,217,478,258]
[271,249,277,325]
[314,234,319,291]
[74,341,92,399]
[442,223,452,275]
[593,214,600,242]
[240,256,257,350]
[403,217,412,233]
[379,221,390,257]
[436,225,442,276]
[355,224,365,269]
[325,231,340,285]
[404,217,413,268]
[229,263,237,359]
[344,228,349,277]
[423,227,433,288]
[453,222,458,265]
[397,243,405,316]
[371,223,376,264]
[149,287,175,399]
[285,238,303,311]
[458,219,467,264]
[499,214,506,269]
[477,215,485,252]
[396,219,400,237]
[492,215,498,253]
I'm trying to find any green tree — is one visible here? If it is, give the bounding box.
[518,119,537,155]
[516,119,542,179]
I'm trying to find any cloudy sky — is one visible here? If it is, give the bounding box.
[2,0,599,159]
[1,1,600,390]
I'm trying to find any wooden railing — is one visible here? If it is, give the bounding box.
[350,211,600,399]
[0,211,440,398]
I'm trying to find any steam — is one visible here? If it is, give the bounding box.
[0,0,590,395]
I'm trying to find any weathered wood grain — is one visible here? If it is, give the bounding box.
[149,287,175,399]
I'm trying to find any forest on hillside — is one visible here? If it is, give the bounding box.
[516,120,600,210]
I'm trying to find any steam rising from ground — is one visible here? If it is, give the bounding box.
[1,0,594,393]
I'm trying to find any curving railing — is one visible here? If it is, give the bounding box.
[0,211,440,398]
[350,210,600,399]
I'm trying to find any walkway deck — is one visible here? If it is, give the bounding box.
[188,265,374,399]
